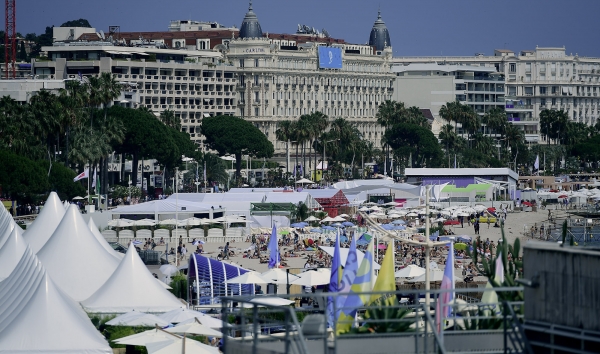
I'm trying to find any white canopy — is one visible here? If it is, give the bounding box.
[106,312,171,327]
[145,337,220,354]
[319,246,381,270]
[114,328,180,346]
[22,192,65,254]
[82,244,185,313]
[158,308,226,328]
[111,199,217,215]
[0,246,112,353]
[37,205,121,301]
[260,268,300,284]
[394,264,426,278]
[223,271,268,284]
[290,270,330,286]
[0,228,27,281]
[88,218,124,261]
[166,319,223,337]
[408,269,462,283]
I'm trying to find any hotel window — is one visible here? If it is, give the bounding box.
[509,63,516,72]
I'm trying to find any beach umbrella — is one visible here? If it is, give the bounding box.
[107,311,170,327]
[342,221,355,227]
[291,222,308,228]
[391,219,406,225]
[249,297,295,307]
[260,268,300,284]
[72,196,84,200]
[145,337,220,354]
[381,224,395,230]
[108,219,133,227]
[310,228,323,233]
[114,328,181,346]
[304,216,320,222]
[223,271,267,284]
[358,206,370,212]
[320,216,335,223]
[322,226,336,231]
[338,213,350,218]
[296,177,315,184]
[166,318,223,337]
[395,264,426,278]
[134,219,157,227]
[406,212,418,217]
[160,264,179,277]
[408,269,462,283]
[159,219,185,226]
[290,270,330,286]
[158,308,223,327]
[331,216,346,222]
[331,222,343,227]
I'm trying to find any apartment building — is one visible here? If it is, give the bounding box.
[391,63,505,137]
[393,47,600,143]
[33,43,237,147]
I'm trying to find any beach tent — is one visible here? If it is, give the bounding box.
[88,218,124,261]
[0,232,111,354]
[37,205,121,301]
[22,192,65,254]
[82,244,185,314]
[0,228,27,281]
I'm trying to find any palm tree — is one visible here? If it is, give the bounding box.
[275,120,294,175]
[482,107,507,137]
[59,80,88,167]
[439,101,464,132]
[307,111,328,178]
[160,109,181,130]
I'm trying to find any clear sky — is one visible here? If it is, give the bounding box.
[13,0,600,57]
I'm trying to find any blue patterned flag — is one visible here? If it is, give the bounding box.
[336,234,360,333]
[268,224,279,269]
[436,242,455,332]
[327,231,342,327]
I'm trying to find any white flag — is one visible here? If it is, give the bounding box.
[73,168,89,182]
[91,168,97,188]
[534,155,539,170]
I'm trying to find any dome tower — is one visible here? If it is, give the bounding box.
[368,10,391,52]
[239,0,263,39]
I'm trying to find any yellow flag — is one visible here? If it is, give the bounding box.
[369,241,397,307]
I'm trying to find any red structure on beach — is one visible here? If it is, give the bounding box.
[307,190,349,217]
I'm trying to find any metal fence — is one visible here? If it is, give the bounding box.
[218,286,530,354]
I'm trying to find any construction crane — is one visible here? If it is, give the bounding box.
[4,0,16,79]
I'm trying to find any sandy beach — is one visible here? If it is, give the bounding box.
[150,205,565,281]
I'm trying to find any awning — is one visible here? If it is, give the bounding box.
[568,87,573,95]
[104,50,119,54]
[136,52,149,56]
[562,87,568,94]
[203,113,210,117]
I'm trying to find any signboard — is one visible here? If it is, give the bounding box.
[367,194,393,205]
[318,47,342,69]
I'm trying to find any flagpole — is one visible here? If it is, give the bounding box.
[425,185,432,317]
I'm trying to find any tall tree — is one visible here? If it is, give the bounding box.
[275,120,294,175]
[201,115,274,178]
[160,109,181,131]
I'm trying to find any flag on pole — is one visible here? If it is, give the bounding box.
[534,155,539,170]
[436,242,455,332]
[327,230,342,328]
[91,168,97,189]
[369,240,397,307]
[73,168,89,182]
[338,237,374,333]
[203,161,207,182]
[267,223,279,269]
[454,154,457,169]
[335,234,359,333]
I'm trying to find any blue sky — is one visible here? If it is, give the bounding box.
[14,0,600,57]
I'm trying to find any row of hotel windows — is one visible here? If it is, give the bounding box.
[241,107,381,117]
[239,57,386,73]
[238,74,391,88]
[266,91,387,101]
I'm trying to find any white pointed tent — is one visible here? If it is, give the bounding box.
[23,192,66,253]
[82,243,185,314]
[0,228,27,281]
[88,218,124,260]
[37,205,121,301]
[0,257,112,353]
